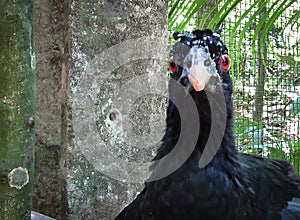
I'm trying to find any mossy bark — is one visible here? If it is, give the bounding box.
[0,0,35,219]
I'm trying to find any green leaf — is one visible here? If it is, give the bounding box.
[168,1,189,30]
[198,0,223,29]
[256,0,297,74]
[229,0,261,78]
[168,0,181,19]
[215,0,242,30]
[236,1,268,76]
[281,9,300,35]
[175,0,208,32]
[207,0,237,29]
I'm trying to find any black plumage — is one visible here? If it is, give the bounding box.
[115,29,300,220]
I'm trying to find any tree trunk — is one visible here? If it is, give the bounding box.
[0,0,35,219]
[253,38,267,121]
[68,0,168,219]
[33,0,69,218]
[32,0,167,218]
[253,5,267,122]
[197,0,218,28]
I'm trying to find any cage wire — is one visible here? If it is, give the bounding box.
[219,0,300,172]
[168,0,300,172]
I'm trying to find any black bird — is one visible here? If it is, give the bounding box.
[115,29,300,220]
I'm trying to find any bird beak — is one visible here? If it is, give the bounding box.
[179,46,221,93]
[190,63,221,93]
[190,62,217,92]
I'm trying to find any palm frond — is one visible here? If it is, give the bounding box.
[176,1,208,31]
[198,0,223,29]
[229,0,261,78]
[210,0,242,30]
[257,0,297,73]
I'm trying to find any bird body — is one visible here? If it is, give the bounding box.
[115,29,300,220]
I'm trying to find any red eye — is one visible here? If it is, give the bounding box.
[168,56,178,73]
[221,54,230,71]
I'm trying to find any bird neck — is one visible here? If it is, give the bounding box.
[154,82,237,166]
[211,84,237,163]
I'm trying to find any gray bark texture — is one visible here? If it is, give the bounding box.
[33,0,168,219]
[33,0,69,218]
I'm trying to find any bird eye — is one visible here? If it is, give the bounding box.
[221,54,230,71]
[168,56,178,73]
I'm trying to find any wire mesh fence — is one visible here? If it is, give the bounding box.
[168,0,300,172]
[220,0,300,171]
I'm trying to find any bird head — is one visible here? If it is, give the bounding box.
[168,29,231,94]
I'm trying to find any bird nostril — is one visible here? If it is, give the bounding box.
[186,60,192,68]
[204,59,210,66]
[180,77,189,87]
